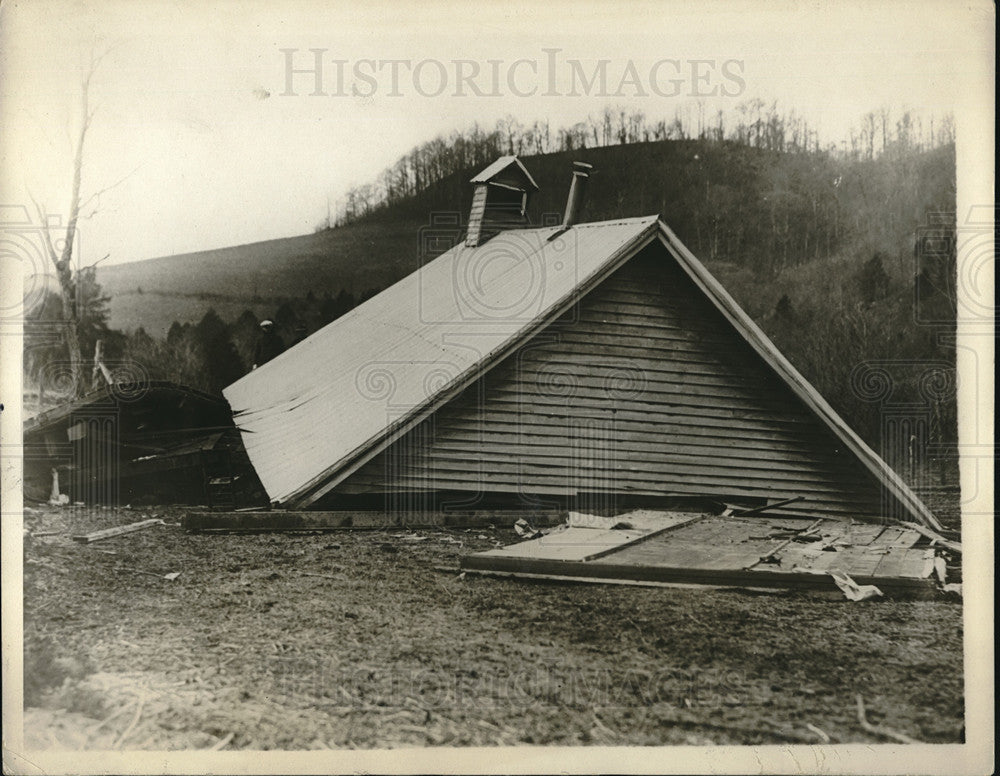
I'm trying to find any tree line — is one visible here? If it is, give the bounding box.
[23,102,958,469]
[330,101,955,226]
[24,287,376,399]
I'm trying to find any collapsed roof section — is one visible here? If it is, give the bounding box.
[22,381,242,504]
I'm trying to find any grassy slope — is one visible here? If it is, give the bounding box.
[98,219,426,335]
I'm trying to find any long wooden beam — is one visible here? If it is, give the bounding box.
[183,510,567,532]
[459,553,938,598]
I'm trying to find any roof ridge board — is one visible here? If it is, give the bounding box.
[655,222,941,530]
[287,218,661,507]
[498,214,660,237]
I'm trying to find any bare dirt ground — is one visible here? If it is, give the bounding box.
[21,500,963,751]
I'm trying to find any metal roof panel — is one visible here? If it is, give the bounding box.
[223,216,658,504]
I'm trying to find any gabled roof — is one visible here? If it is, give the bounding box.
[223,215,659,506]
[654,224,941,530]
[469,155,540,190]
[223,215,940,529]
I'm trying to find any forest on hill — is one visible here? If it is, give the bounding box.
[28,102,957,474]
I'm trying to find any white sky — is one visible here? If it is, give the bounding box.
[0,0,994,268]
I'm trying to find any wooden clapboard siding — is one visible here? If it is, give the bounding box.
[337,244,887,519]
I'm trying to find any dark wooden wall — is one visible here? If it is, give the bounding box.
[338,243,888,520]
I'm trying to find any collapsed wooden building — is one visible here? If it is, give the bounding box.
[23,380,257,506]
[220,156,953,595]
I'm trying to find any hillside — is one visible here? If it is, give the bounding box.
[98,139,954,337]
[97,220,426,336]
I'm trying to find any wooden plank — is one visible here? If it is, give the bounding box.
[341,477,883,520]
[436,405,823,440]
[466,392,824,430]
[558,327,739,355]
[478,527,655,562]
[899,521,962,553]
[455,568,782,594]
[422,439,859,479]
[478,398,830,435]
[536,328,745,357]
[378,446,866,488]
[370,455,884,497]
[870,526,905,549]
[889,529,923,550]
[484,512,705,562]
[430,422,831,461]
[798,549,850,574]
[342,471,883,511]
[833,547,888,577]
[459,552,938,597]
[594,517,785,570]
[733,496,805,517]
[762,517,825,530]
[71,519,163,543]
[507,367,780,403]
[873,547,934,579]
[835,522,887,547]
[183,510,567,532]
[566,510,703,531]
[489,381,798,413]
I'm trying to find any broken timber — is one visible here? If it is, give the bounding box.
[899,521,962,554]
[71,518,164,543]
[183,510,567,532]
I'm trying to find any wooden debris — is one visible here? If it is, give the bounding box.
[900,521,961,554]
[855,694,919,744]
[804,722,831,743]
[744,520,823,569]
[72,518,163,543]
[116,567,181,581]
[830,571,882,601]
[732,496,805,517]
[301,571,347,581]
[112,691,146,749]
[209,732,235,750]
[462,548,939,597]
[183,510,566,532]
[933,557,948,584]
[87,702,135,736]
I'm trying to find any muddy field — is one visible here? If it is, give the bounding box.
[22,503,963,750]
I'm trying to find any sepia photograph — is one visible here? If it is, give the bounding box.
[0,1,993,773]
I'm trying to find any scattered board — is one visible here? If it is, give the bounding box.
[71,519,164,543]
[183,510,567,532]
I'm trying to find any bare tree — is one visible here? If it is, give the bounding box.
[28,49,135,397]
